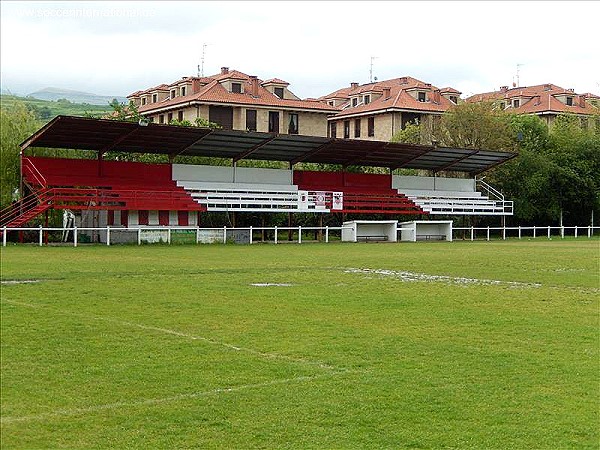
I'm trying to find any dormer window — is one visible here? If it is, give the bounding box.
[364,95,370,105]
[352,98,358,107]
[152,93,158,103]
[566,97,573,106]
[328,100,334,106]
[180,86,186,96]
[499,102,505,110]
[274,87,284,99]
[231,82,242,94]
[170,89,176,99]
[418,92,426,102]
[141,97,146,106]
[513,99,520,108]
[449,95,458,104]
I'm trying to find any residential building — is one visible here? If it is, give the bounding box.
[467,83,600,128]
[321,77,461,141]
[127,67,339,136]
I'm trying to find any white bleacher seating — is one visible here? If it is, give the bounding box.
[172,164,333,213]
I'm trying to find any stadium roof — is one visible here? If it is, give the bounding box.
[21,116,517,174]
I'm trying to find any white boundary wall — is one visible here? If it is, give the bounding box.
[393,175,475,192]
[172,164,293,185]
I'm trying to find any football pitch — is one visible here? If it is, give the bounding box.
[1,240,598,449]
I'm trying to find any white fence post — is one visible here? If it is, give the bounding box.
[39,226,43,246]
[137,228,141,245]
[588,226,591,238]
[325,226,329,243]
[533,226,536,239]
[561,226,565,239]
[470,226,474,241]
[547,226,551,239]
[249,226,253,244]
[196,226,200,244]
[298,226,302,244]
[167,227,171,244]
[2,227,6,247]
[518,226,521,239]
[223,226,227,244]
[502,225,506,240]
[274,226,278,244]
[107,226,111,246]
[574,226,578,238]
[486,226,490,241]
[74,226,78,247]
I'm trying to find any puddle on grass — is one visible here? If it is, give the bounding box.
[250,283,295,287]
[1,280,41,285]
[344,268,541,289]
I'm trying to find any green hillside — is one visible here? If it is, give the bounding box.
[0,94,116,122]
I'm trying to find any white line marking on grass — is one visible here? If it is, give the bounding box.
[1,372,343,425]
[345,268,542,288]
[1,280,40,285]
[2,300,342,372]
[250,283,294,287]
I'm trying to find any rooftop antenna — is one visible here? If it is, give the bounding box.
[516,63,524,87]
[198,43,208,77]
[370,56,378,83]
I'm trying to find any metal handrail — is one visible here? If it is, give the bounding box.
[22,157,47,187]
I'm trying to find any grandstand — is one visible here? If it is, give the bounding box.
[1,116,516,231]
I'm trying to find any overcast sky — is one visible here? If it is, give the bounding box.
[1,0,599,99]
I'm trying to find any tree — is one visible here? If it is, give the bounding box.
[0,103,39,209]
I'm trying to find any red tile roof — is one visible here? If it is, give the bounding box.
[263,78,290,85]
[131,70,338,113]
[322,77,461,118]
[466,83,599,115]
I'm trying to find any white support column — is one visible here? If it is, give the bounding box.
[502,225,506,240]
[561,226,564,239]
[588,226,592,238]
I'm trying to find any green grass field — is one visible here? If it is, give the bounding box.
[1,240,598,449]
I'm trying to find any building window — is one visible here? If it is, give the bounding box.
[181,86,186,96]
[418,92,426,102]
[354,119,361,138]
[159,114,164,124]
[449,95,458,104]
[330,122,337,138]
[141,97,146,106]
[566,97,573,106]
[499,102,505,110]
[246,109,257,131]
[328,100,334,106]
[152,93,158,103]
[170,89,176,99]
[368,117,375,137]
[178,110,184,121]
[167,112,173,123]
[352,98,358,107]
[274,87,284,99]
[513,99,520,108]
[268,111,280,133]
[288,113,299,134]
[343,121,350,139]
[364,95,370,104]
[231,82,242,94]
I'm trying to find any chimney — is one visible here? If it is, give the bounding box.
[350,82,359,89]
[192,78,203,93]
[433,89,441,104]
[579,95,586,108]
[249,75,259,98]
[500,86,509,93]
[382,87,391,98]
[400,77,408,84]
[221,66,229,74]
[544,84,552,91]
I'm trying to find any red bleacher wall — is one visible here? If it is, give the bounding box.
[293,170,392,191]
